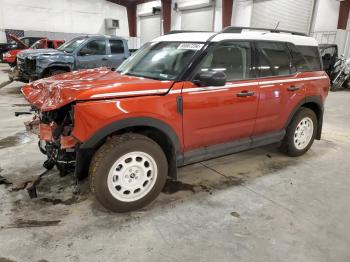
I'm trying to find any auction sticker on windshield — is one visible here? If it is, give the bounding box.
[177,43,204,50]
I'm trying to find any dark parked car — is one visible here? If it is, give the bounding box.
[0,35,44,62]
[16,35,130,81]
[319,44,338,80]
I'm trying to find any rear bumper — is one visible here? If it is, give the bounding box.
[3,56,16,64]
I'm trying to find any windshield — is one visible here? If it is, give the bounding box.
[320,46,336,56]
[58,38,86,53]
[31,40,44,49]
[117,42,204,80]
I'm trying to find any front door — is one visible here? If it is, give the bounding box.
[182,41,259,152]
[75,39,109,69]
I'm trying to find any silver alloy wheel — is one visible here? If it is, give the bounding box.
[107,151,158,202]
[294,117,314,150]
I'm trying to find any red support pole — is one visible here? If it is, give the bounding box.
[222,0,234,28]
[161,0,172,34]
[127,4,137,37]
[338,0,350,30]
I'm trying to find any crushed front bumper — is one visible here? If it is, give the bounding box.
[25,117,78,150]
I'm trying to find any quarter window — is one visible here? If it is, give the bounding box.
[295,46,322,71]
[197,42,253,81]
[256,42,292,77]
[110,40,125,54]
[287,44,322,72]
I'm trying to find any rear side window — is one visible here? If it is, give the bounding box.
[256,41,292,77]
[110,40,125,54]
[294,45,322,71]
[197,41,253,81]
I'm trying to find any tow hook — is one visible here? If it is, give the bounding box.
[26,169,50,198]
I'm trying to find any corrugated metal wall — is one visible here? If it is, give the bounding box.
[251,0,315,34]
[140,15,161,45]
[181,7,214,31]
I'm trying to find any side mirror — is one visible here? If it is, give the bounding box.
[79,48,93,56]
[194,70,227,87]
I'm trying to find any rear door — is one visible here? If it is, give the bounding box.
[75,38,109,69]
[253,41,306,136]
[182,41,259,151]
[107,39,127,68]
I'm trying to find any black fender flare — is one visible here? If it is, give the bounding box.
[285,96,324,140]
[80,117,181,153]
[75,117,182,179]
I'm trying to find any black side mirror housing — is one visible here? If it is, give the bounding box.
[194,70,227,87]
[79,48,92,56]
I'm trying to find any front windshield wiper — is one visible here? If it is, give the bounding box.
[123,72,164,81]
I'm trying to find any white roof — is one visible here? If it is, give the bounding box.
[152,32,215,43]
[153,31,318,46]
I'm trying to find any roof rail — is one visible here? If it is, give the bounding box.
[165,30,212,35]
[221,26,307,36]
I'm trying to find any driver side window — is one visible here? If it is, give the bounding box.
[79,39,106,56]
[197,42,253,81]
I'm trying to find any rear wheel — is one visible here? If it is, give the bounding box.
[280,108,317,157]
[89,133,168,212]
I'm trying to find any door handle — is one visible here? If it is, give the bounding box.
[236,91,255,97]
[287,85,300,91]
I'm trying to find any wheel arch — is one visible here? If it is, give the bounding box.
[286,96,324,140]
[75,117,182,180]
[42,64,71,77]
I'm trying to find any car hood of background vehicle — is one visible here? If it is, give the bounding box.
[17,49,64,59]
[7,34,29,49]
[21,68,174,111]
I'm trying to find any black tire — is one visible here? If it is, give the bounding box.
[49,69,67,77]
[280,108,317,157]
[89,133,168,212]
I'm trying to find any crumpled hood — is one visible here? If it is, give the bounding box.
[7,34,28,49]
[22,68,174,111]
[18,49,64,59]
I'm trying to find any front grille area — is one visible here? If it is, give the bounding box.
[18,57,36,74]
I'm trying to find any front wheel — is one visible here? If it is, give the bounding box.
[89,133,168,212]
[49,69,68,77]
[280,108,317,157]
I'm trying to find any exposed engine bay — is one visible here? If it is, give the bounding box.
[25,105,78,176]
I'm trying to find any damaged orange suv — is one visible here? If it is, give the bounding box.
[22,28,329,212]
